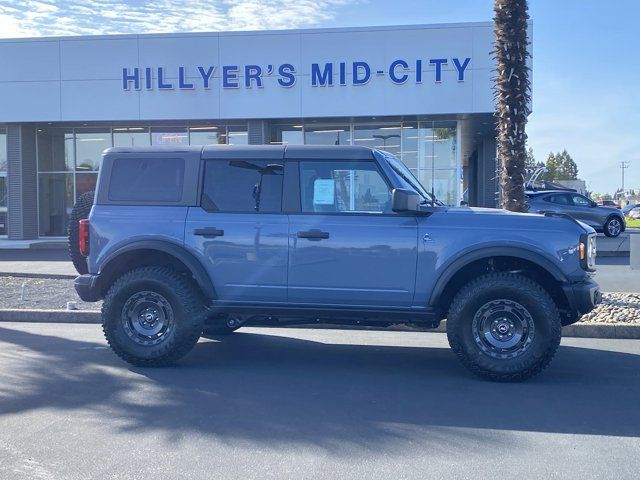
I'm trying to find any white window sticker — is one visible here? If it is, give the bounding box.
[313,179,335,205]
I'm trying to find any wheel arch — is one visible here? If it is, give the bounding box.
[604,214,625,233]
[430,247,570,320]
[97,240,215,300]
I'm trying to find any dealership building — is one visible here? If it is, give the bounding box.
[0,21,503,240]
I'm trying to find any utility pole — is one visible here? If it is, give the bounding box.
[620,161,630,197]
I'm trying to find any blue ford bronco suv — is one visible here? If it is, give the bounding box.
[74,145,601,381]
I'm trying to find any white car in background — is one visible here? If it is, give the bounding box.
[627,206,640,219]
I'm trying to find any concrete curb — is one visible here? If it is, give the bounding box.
[0,272,77,280]
[0,310,639,339]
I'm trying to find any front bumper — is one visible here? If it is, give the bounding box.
[561,278,602,325]
[74,274,101,302]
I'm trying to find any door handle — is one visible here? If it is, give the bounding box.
[297,229,330,241]
[194,227,225,237]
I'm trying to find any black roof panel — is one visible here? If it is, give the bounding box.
[202,144,285,160]
[284,145,375,160]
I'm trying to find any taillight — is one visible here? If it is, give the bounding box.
[79,219,90,257]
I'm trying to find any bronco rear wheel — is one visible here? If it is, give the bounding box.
[102,266,206,367]
[446,272,561,382]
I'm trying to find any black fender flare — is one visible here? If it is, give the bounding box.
[429,246,568,308]
[99,240,216,299]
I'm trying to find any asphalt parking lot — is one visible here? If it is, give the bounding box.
[0,323,639,480]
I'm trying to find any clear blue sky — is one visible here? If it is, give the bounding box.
[1,0,638,194]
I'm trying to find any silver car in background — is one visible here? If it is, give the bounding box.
[526,190,626,237]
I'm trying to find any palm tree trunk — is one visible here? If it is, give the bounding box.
[494,0,531,212]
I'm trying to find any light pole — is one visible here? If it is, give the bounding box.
[372,134,400,150]
[620,161,630,197]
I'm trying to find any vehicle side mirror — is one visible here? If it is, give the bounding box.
[591,201,597,208]
[391,188,421,213]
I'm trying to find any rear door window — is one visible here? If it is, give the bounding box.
[108,157,184,202]
[201,159,284,212]
[545,194,571,205]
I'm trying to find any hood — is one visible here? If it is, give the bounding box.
[429,206,595,234]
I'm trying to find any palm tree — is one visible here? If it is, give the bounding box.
[493,0,531,212]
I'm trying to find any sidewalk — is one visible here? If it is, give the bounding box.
[0,248,77,278]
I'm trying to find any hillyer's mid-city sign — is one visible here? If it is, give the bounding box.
[121,57,472,90]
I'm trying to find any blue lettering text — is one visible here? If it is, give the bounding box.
[223,65,239,88]
[122,67,140,90]
[429,58,447,82]
[277,64,296,87]
[311,63,333,86]
[452,57,471,81]
[389,60,409,84]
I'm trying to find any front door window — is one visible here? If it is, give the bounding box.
[299,161,392,214]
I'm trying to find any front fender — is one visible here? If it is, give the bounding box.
[428,245,569,308]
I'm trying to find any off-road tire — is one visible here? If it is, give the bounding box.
[603,216,623,237]
[102,266,206,367]
[68,190,95,275]
[446,273,561,382]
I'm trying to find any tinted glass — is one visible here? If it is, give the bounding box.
[37,128,74,171]
[108,157,184,202]
[304,126,351,145]
[75,128,111,171]
[0,129,6,171]
[202,160,283,213]
[113,127,150,147]
[227,126,249,145]
[299,161,391,214]
[353,124,401,158]
[546,194,571,205]
[572,194,592,207]
[189,126,224,145]
[151,128,188,146]
[38,173,73,236]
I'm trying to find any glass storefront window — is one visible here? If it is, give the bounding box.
[353,124,402,158]
[0,128,5,235]
[0,128,6,171]
[75,128,111,171]
[227,126,248,145]
[38,173,73,237]
[189,126,225,145]
[304,125,351,146]
[37,128,74,172]
[113,127,150,147]
[270,124,304,145]
[401,122,419,169]
[432,124,457,169]
[76,173,98,198]
[151,127,188,146]
[419,169,459,206]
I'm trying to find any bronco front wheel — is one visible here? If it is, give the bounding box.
[102,266,206,367]
[446,273,561,382]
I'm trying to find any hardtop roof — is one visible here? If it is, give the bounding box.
[104,144,377,160]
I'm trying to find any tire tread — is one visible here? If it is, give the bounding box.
[447,272,561,382]
[102,266,205,367]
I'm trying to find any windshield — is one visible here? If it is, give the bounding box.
[374,150,439,205]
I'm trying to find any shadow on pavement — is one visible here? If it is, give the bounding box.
[0,325,639,451]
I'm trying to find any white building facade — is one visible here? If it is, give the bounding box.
[0,22,502,239]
